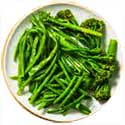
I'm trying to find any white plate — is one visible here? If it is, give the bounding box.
[2,3,122,122]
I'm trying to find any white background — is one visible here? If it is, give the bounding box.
[0,0,125,125]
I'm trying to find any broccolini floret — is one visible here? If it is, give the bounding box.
[93,82,111,101]
[56,9,78,25]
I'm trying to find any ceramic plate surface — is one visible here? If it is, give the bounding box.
[2,3,122,122]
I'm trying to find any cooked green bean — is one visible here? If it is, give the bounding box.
[30,36,39,63]
[34,54,57,81]
[48,83,61,88]
[64,90,87,109]
[29,64,57,103]
[58,60,71,82]
[18,45,58,94]
[59,72,84,107]
[25,33,46,74]
[44,94,57,98]
[28,31,58,76]
[54,75,77,104]
[14,30,26,61]
[38,102,47,110]
[54,77,66,89]
[10,75,18,80]
[58,78,69,85]
[76,103,91,115]
[18,31,28,87]
[47,86,62,95]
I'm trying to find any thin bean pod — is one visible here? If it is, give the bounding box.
[29,64,57,103]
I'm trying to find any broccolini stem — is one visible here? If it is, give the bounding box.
[107,39,117,58]
[48,18,102,37]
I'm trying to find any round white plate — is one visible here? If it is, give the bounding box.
[2,3,122,122]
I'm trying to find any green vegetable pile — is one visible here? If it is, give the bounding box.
[11,9,118,115]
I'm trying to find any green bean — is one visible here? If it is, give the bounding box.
[29,64,57,104]
[58,34,76,49]
[29,27,43,34]
[59,72,84,107]
[54,77,66,89]
[32,82,39,94]
[33,92,52,106]
[60,56,72,74]
[37,98,55,110]
[47,86,63,95]
[30,36,39,63]
[55,78,88,95]
[47,108,65,114]
[48,83,61,88]
[18,33,27,76]
[58,60,71,82]
[43,91,54,95]
[44,94,57,98]
[34,68,46,78]
[17,31,28,87]
[31,15,39,27]
[10,75,18,80]
[58,78,69,85]
[75,103,91,115]
[28,31,58,76]
[47,92,87,114]
[51,26,84,48]
[39,98,56,102]
[18,40,58,94]
[33,97,44,106]
[62,56,77,74]
[38,102,47,110]
[34,54,57,81]
[53,75,77,104]
[25,42,32,69]
[31,14,46,30]
[17,76,32,95]
[63,90,87,109]
[25,32,46,74]
[14,30,26,61]
[29,82,36,93]
[46,72,63,85]
[67,56,81,74]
